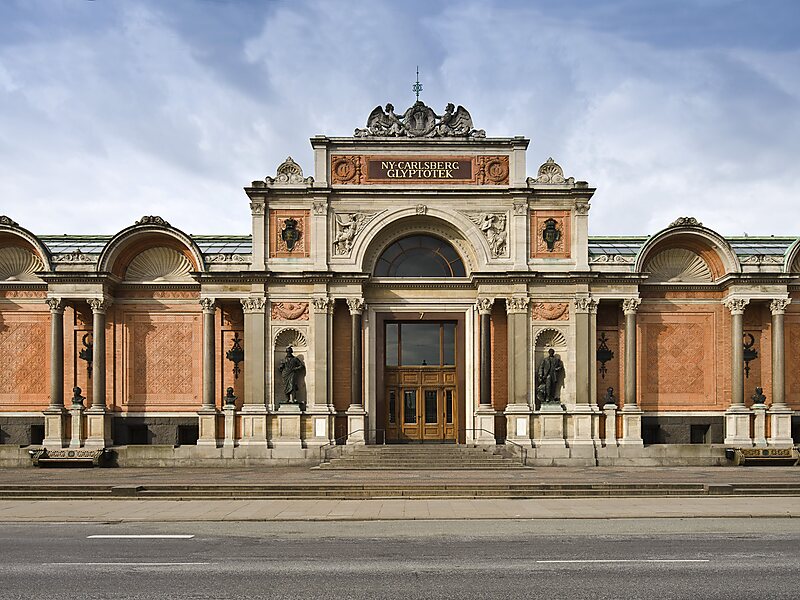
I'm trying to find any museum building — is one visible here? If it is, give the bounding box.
[0,100,798,466]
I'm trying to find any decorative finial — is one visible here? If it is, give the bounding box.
[412,66,422,101]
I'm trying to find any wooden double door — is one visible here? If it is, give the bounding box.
[385,367,457,442]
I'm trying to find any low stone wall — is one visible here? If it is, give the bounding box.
[111,444,321,468]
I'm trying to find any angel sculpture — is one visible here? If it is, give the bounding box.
[334,213,363,255]
[479,213,507,257]
[432,103,485,138]
[354,103,406,137]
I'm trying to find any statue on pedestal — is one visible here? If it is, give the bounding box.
[536,348,564,405]
[278,347,304,405]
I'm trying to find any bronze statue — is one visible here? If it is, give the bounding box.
[751,387,767,405]
[278,346,304,404]
[536,348,563,404]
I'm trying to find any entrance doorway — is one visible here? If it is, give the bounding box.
[383,321,458,442]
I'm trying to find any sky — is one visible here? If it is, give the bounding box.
[0,0,798,237]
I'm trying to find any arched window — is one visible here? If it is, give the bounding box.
[374,235,466,277]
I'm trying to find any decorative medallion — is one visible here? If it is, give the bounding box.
[330,155,363,185]
[280,218,301,252]
[475,156,510,185]
[542,218,561,252]
[531,302,569,321]
[271,302,310,321]
[354,101,485,138]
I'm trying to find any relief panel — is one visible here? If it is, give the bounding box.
[530,210,571,259]
[0,311,48,409]
[268,209,310,258]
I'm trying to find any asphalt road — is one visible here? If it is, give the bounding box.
[1,519,798,599]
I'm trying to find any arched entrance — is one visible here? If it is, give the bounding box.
[370,233,468,443]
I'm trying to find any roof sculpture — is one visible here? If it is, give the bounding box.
[354,101,485,139]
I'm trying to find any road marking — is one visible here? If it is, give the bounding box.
[536,559,710,564]
[45,562,209,566]
[86,535,195,539]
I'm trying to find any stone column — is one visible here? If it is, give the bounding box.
[620,298,643,447]
[504,297,532,446]
[85,298,112,448]
[69,389,85,449]
[723,297,752,446]
[43,298,67,448]
[474,298,495,445]
[768,298,793,447]
[197,298,219,446]
[239,296,268,446]
[308,296,334,447]
[570,296,597,450]
[345,298,366,444]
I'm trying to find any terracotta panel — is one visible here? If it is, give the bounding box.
[268,210,310,258]
[0,309,49,410]
[490,303,508,412]
[331,302,351,413]
[531,210,571,259]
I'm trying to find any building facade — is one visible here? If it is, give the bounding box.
[1,100,798,465]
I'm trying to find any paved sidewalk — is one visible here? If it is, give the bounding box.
[1,465,798,485]
[0,496,798,522]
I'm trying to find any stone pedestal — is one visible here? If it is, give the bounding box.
[473,406,496,445]
[69,405,85,448]
[768,406,794,448]
[504,404,532,447]
[568,404,596,447]
[603,403,618,448]
[752,404,767,447]
[197,409,219,447]
[42,407,67,449]
[619,404,643,447]
[223,405,237,449]
[239,405,269,446]
[536,404,567,447]
[346,404,366,445]
[724,405,753,446]
[272,404,302,455]
[84,408,112,448]
[306,410,333,448]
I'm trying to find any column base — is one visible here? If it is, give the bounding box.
[238,404,269,446]
[768,406,794,448]
[42,407,67,449]
[197,409,220,447]
[84,408,112,448]
[535,403,567,448]
[474,406,496,445]
[346,405,367,445]
[504,404,532,447]
[724,406,753,446]
[619,404,643,447]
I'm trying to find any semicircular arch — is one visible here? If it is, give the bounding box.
[783,237,800,273]
[0,220,52,274]
[98,223,205,278]
[635,225,740,281]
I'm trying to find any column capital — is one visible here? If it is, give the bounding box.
[87,297,112,314]
[572,296,597,314]
[45,297,64,313]
[346,297,365,315]
[240,296,267,313]
[723,297,750,315]
[622,297,642,315]
[505,296,530,314]
[312,296,334,314]
[199,297,216,314]
[475,297,494,315]
[249,200,265,216]
[770,298,791,315]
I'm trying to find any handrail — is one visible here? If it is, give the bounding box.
[319,429,386,463]
[457,427,528,467]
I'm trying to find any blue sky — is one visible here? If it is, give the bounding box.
[1,0,798,236]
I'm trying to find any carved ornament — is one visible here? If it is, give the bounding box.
[250,201,265,216]
[45,297,64,313]
[204,254,249,264]
[506,297,530,314]
[331,155,364,185]
[88,298,112,313]
[265,156,313,185]
[346,298,366,315]
[531,302,569,321]
[0,216,19,227]
[528,158,574,185]
[333,212,380,256]
[415,204,427,215]
[723,297,750,315]
[572,297,597,314]
[513,201,527,216]
[475,156,509,185]
[669,216,703,228]
[271,302,310,321]
[199,298,216,313]
[475,298,494,315]
[52,250,94,263]
[464,212,508,258]
[622,298,642,315]
[769,298,791,315]
[240,297,267,313]
[135,216,171,227]
[590,254,635,264]
[354,101,485,138]
[312,201,327,216]
[312,297,334,313]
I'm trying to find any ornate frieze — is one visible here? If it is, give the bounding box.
[270,302,309,321]
[134,216,170,227]
[463,212,508,258]
[333,212,380,256]
[265,156,313,185]
[51,250,94,264]
[531,302,569,321]
[740,255,784,265]
[240,297,267,313]
[354,101,485,138]
[590,254,635,264]
[527,158,574,185]
[204,253,250,264]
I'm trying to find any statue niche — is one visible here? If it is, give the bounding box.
[534,329,567,407]
[273,328,307,409]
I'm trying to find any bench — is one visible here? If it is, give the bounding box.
[29,448,106,467]
[726,447,799,466]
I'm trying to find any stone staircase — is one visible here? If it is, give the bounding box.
[317,444,525,470]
